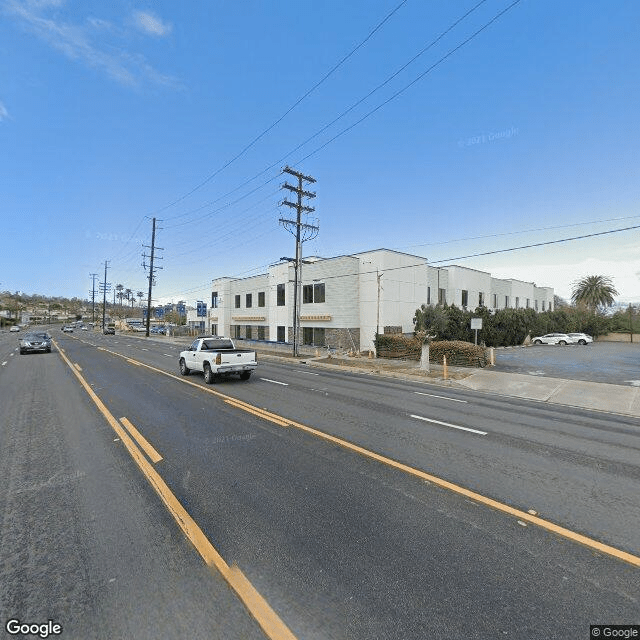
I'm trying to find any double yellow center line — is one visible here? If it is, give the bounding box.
[54,340,297,640]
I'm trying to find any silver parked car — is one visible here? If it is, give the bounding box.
[19,332,52,354]
[566,332,593,345]
[531,333,573,345]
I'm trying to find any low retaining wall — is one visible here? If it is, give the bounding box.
[596,333,639,343]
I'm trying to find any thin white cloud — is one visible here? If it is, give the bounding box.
[0,101,9,121]
[4,1,180,89]
[132,10,172,37]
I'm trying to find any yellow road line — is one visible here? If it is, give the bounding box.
[94,345,640,569]
[120,417,163,464]
[55,344,297,639]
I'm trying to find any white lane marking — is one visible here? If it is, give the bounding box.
[410,414,487,436]
[164,354,173,357]
[260,378,289,386]
[1,361,7,366]
[141,348,149,351]
[295,370,320,375]
[414,391,467,403]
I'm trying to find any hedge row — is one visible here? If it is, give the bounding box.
[374,335,488,367]
[428,340,488,368]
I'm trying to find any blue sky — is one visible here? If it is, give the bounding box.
[2,0,639,306]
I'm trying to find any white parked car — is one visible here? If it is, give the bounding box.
[566,332,593,345]
[531,333,573,345]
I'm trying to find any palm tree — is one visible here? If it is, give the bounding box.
[571,275,618,312]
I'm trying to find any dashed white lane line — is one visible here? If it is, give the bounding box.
[295,370,320,375]
[414,391,468,403]
[410,414,487,436]
[1,361,7,366]
[260,378,289,386]
[163,354,173,357]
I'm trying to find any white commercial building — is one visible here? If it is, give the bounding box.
[209,249,554,352]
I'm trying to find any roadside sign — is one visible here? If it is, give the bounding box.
[471,317,482,345]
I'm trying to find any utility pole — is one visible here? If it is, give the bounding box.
[100,261,111,331]
[279,166,318,356]
[89,273,98,324]
[143,217,163,337]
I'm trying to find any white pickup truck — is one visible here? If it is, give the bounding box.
[179,336,257,383]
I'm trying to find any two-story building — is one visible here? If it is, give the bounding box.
[209,248,554,352]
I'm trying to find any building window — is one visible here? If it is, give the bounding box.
[277,326,286,342]
[234,325,241,339]
[479,292,484,307]
[505,296,510,308]
[535,300,539,311]
[277,284,285,306]
[246,325,252,339]
[210,324,218,336]
[235,295,241,308]
[303,283,326,304]
[542,300,546,311]
[246,293,252,308]
[438,288,446,305]
[211,291,218,308]
[258,326,266,340]
[493,294,498,308]
[258,291,265,307]
[515,297,520,309]
[303,327,325,346]
[303,284,313,304]
[526,298,530,309]
[427,286,431,305]
[461,290,468,307]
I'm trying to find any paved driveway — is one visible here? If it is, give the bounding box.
[492,341,640,386]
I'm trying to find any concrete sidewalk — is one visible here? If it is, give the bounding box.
[303,355,640,419]
[457,369,640,418]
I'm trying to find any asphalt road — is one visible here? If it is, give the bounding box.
[1,329,639,639]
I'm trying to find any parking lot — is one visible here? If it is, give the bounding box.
[493,341,640,386]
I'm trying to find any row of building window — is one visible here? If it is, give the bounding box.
[225,283,327,309]
[227,325,326,346]
[428,287,549,311]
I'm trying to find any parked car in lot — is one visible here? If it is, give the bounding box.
[566,332,593,345]
[531,333,573,345]
[19,332,52,354]
[10,325,20,332]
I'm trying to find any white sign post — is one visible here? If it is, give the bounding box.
[470,318,482,345]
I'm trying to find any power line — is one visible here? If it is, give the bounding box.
[396,214,640,251]
[294,0,524,167]
[430,224,640,264]
[162,0,492,233]
[155,0,409,220]
[157,0,517,235]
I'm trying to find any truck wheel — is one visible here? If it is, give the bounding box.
[239,371,252,381]
[203,363,215,384]
[179,358,190,376]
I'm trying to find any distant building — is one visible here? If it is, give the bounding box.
[209,248,554,352]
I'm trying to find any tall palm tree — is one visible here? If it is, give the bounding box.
[571,275,618,311]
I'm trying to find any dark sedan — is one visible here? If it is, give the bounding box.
[19,332,52,354]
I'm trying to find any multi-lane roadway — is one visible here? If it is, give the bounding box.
[1,329,638,639]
